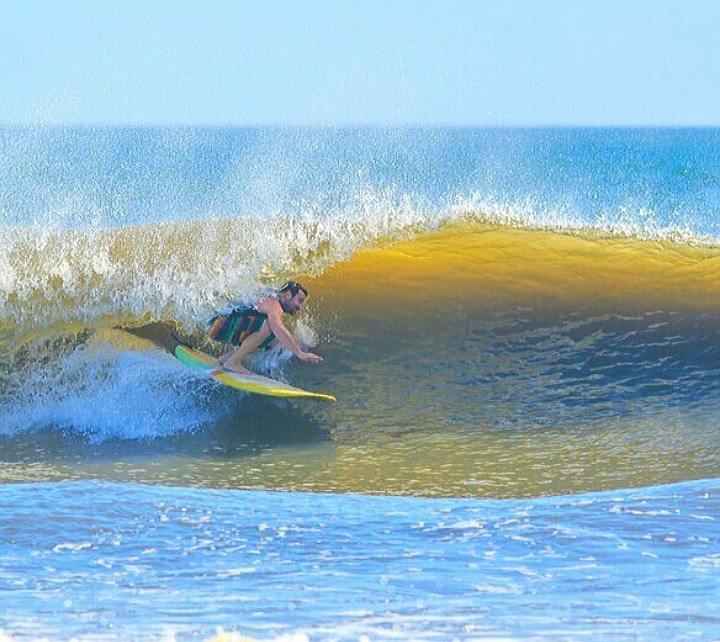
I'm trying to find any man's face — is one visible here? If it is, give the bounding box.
[281,290,307,315]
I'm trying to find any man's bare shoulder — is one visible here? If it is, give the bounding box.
[255,296,282,316]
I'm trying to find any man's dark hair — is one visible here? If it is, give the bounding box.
[279,280,308,297]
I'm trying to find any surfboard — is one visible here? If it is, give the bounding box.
[174,345,337,402]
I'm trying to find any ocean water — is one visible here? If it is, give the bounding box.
[1,127,720,640]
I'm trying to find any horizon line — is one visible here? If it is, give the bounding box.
[2,121,720,130]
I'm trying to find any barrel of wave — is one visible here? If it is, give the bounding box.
[302,222,720,335]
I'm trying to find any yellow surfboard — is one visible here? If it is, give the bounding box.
[174,345,336,402]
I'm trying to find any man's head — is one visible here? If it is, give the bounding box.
[278,280,308,315]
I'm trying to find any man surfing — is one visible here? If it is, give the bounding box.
[208,280,324,376]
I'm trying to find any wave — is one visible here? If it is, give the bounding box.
[1,215,720,497]
[3,128,720,497]
[2,201,720,340]
[4,213,720,417]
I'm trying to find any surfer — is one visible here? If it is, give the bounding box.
[208,281,324,376]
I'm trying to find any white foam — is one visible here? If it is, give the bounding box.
[0,342,222,441]
[2,182,714,344]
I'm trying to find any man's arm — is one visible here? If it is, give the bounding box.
[257,297,323,364]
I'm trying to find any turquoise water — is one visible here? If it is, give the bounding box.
[2,480,719,641]
[1,127,720,640]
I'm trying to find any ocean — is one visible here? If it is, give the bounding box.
[1,126,719,640]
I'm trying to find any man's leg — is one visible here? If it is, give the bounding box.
[218,322,273,375]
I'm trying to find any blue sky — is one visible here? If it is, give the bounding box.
[2,0,719,126]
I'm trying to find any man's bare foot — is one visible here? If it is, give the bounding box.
[218,355,253,376]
